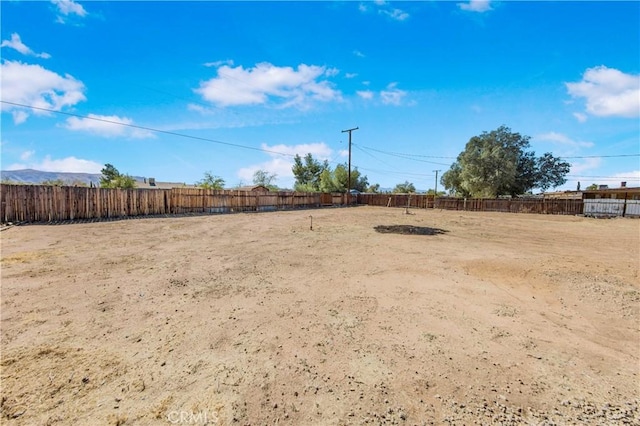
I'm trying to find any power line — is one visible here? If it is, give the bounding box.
[355,165,435,178]
[1,100,300,158]
[568,175,640,179]
[353,144,405,172]
[354,144,452,166]
[354,144,457,159]
[354,143,639,161]
[561,154,640,159]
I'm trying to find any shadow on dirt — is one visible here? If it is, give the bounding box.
[374,225,448,236]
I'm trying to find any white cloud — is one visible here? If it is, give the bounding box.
[458,0,493,13]
[569,157,602,175]
[610,170,640,186]
[379,8,410,21]
[64,114,155,139]
[380,82,407,105]
[204,59,234,68]
[345,73,358,79]
[0,60,86,124]
[7,155,102,173]
[536,132,594,148]
[566,66,640,118]
[325,67,340,77]
[573,112,588,123]
[237,142,335,187]
[357,90,375,100]
[195,62,342,109]
[51,0,87,18]
[261,142,333,159]
[361,1,409,21]
[1,33,51,59]
[12,110,29,125]
[20,150,35,161]
[353,50,366,58]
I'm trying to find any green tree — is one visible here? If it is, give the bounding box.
[41,179,66,186]
[319,168,341,192]
[332,164,369,192]
[441,162,468,196]
[100,163,119,187]
[70,179,89,187]
[586,183,598,190]
[441,126,570,197]
[100,164,136,189]
[292,153,329,192]
[366,183,381,193]
[252,170,278,191]
[196,171,225,190]
[393,181,416,193]
[536,153,570,192]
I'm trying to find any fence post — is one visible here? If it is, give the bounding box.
[622,192,628,217]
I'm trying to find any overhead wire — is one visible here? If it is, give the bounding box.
[1,100,300,158]
[3,101,638,186]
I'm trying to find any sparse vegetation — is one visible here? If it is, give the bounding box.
[196,171,225,190]
[99,164,136,189]
[393,181,416,193]
[292,153,370,192]
[252,170,278,191]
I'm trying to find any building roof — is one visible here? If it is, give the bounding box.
[583,186,640,195]
[135,179,193,189]
[230,185,271,192]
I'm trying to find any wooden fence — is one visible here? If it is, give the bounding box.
[356,193,583,215]
[1,184,586,224]
[0,185,350,223]
[433,197,583,215]
[357,193,434,208]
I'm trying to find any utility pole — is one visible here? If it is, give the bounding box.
[341,127,359,205]
[433,170,441,209]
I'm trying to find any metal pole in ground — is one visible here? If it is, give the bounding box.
[433,170,441,208]
[341,127,358,206]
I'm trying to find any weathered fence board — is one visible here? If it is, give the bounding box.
[0,185,587,224]
[0,185,333,223]
[357,193,434,208]
[433,197,583,215]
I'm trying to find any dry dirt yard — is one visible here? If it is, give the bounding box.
[1,206,638,425]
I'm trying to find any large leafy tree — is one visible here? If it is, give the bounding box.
[536,153,570,192]
[330,164,369,192]
[100,163,136,189]
[292,153,329,192]
[318,165,369,193]
[252,169,278,191]
[441,126,570,197]
[367,183,381,193]
[196,171,225,189]
[393,181,416,193]
[292,154,371,193]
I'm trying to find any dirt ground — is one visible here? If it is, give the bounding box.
[1,206,638,425]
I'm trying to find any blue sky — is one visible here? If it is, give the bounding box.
[1,0,639,191]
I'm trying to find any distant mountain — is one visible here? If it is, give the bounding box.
[0,169,144,186]
[1,169,102,186]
